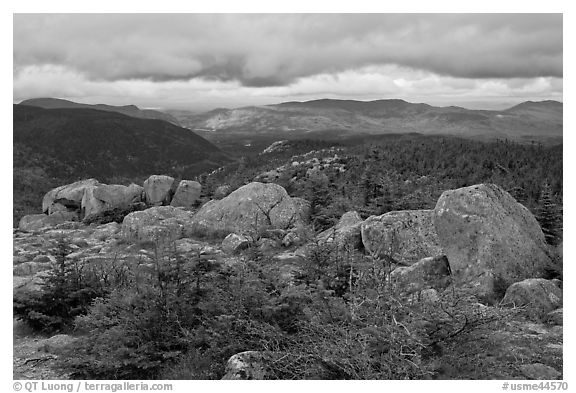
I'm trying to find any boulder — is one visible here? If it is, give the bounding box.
[434,184,552,298]
[502,278,562,315]
[170,180,201,209]
[361,210,442,264]
[519,363,561,380]
[222,233,251,253]
[121,206,194,246]
[188,182,308,238]
[42,179,100,214]
[390,255,452,296]
[19,212,79,232]
[318,211,363,250]
[82,183,144,219]
[143,175,176,206]
[221,351,273,380]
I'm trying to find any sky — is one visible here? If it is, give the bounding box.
[13,14,563,111]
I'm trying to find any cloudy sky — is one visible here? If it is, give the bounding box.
[13,14,563,111]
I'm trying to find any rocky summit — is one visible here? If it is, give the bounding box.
[13,178,562,380]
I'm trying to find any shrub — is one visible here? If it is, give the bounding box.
[13,238,111,333]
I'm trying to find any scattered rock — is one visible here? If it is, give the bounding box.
[502,278,562,316]
[390,255,452,295]
[143,175,176,206]
[434,184,552,298]
[222,233,251,253]
[361,210,442,264]
[170,180,202,209]
[519,363,561,380]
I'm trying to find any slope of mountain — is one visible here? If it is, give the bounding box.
[14,104,229,179]
[19,97,181,126]
[175,99,562,143]
[13,104,231,224]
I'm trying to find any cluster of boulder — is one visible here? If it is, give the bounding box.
[19,179,560,306]
[254,151,346,185]
[20,175,202,232]
[314,183,558,305]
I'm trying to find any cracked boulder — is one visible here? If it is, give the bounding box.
[42,179,100,215]
[434,184,552,299]
[82,183,144,220]
[187,182,309,238]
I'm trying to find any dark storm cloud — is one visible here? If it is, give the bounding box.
[13,14,562,87]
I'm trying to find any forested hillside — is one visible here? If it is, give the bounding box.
[13,105,230,225]
[202,134,563,241]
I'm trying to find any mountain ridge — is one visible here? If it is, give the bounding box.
[174,98,562,143]
[19,97,181,126]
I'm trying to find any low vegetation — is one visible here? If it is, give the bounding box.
[15,238,526,380]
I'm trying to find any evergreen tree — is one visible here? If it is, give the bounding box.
[536,182,562,245]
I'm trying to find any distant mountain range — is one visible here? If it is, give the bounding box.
[175,99,563,143]
[14,104,229,180]
[19,97,181,126]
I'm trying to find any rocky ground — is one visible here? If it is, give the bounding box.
[13,178,563,380]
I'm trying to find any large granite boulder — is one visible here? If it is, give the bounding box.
[361,210,443,264]
[318,211,363,250]
[170,180,201,209]
[82,183,143,219]
[433,184,552,298]
[121,206,194,246]
[42,179,100,214]
[19,211,79,232]
[502,278,562,316]
[390,255,452,296]
[188,182,309,238]
[143,175,176,206]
